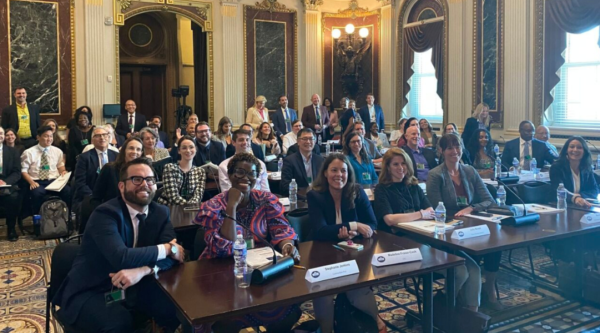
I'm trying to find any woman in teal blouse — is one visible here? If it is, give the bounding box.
[342,131,378,185]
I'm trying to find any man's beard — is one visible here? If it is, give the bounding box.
[124,187,155,206]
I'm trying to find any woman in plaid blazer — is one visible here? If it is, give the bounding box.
[158,136,206,205]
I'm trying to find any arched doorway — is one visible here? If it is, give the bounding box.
[114,4,214,137]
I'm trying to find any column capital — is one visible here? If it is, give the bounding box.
[377,0,393,7]
[303,0,323,11]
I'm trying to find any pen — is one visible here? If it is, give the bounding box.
[332,244,346,252]
[293,265,307,270]
[392,243,405,249]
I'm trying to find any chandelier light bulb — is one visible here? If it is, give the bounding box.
[332,28,341,39]
[345,23,355,34]
[359,27,369,38]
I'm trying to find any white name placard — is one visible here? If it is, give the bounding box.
[371,248,423,267]
[305,260,360,283]
[581,213,600,224]
[451,225,490,240]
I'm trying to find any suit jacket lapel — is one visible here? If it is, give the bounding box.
[297,153,309,183]
[1,146,7,177]
[118,198,135,247]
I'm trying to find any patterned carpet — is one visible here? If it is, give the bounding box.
[1,227,600,333]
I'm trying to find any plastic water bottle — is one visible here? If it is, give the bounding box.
[434,202,446,235]
[318,135,322,146]
[493,144,500,156]
[512,157,520,176]
[233,231,247,277]
[277,158,283,172]
[325,142,330,155]
[494,157,502,179]
[497,185,506,206]
[289,179,298,204]
[596,155,600,170]
[557,183,567,210]
[531,158,538,177]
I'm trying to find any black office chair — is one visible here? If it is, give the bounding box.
[46,235,84,333]
[152,157,172,182]
[193,227,207,260]
[285,208,311,242]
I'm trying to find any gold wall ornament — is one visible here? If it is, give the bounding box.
[114,0,214,31]
[324,0,372,20]
[376,0,393,7]
[119,0,132,10]
[196,5,209,21]
[304,0,323,11]
[255,0,288,13]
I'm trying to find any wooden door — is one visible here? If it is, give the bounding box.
[120,65,165,122]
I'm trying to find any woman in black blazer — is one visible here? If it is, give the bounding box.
[461,103,491,144]
[550,136,599,208]
[91,137,143,206]
[307,153,386,333]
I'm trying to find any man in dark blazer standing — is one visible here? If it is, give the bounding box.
[53,158,183,332]
[0,126,22,241]
[73,126,118,212]
[402,126,438,182]
[193,121,226,166]
[501,120,558,170]
[116,100,147,138]
[358,93,385,133]
[151,115,170,149]
[301,94,330,143]
[281,128,324,196]
[1,87,41,149]
[271,95,298,140]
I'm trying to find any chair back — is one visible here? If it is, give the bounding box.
[152,157,172,181]
[49,242,80,300]
[517,181,552,204]
[193,228,207,260]
[285,208,311,243]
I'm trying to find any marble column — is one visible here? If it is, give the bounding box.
[221,2,244,127]
[84,0,105,125]
[304,10,321,111]
[379,4,394,130]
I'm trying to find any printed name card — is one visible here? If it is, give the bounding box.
[450,225,490,240]
[371,248,423,267]
[305,260,359,283]
[580,213,600,224]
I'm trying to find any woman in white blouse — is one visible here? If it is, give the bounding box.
[246,95,270,129]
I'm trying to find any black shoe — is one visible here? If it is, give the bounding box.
[8,230,18,242]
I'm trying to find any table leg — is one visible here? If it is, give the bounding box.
[422,272,433,333]
[446,267,456,332]
[574,238,585,301]
[177,311,194,333]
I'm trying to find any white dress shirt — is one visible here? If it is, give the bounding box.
[21,144,65,180]
[301,153,313,184]
[368,105,376,123]
[282,132,297,155]
[519,138,532,167]
[217,155,270,192]
[82,144,119,154]
[0,144,4,171]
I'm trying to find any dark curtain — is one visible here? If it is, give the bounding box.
[543,0,600,111]
[192,23,209,122]
[402,21,444,109]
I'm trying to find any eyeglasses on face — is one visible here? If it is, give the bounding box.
[125,176,157,186]
[232,168,257,179]
[298,137,314,142]
[93,133,109,139]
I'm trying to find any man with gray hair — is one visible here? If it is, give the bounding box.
[535,125,559,157]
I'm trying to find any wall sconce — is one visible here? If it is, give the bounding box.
[359,27,369,38]
[332,28,342,39]
[345,23,355,34]
[332,24,369,41]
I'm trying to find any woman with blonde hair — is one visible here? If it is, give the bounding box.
[462,102,491,144]
[246,95,270,129]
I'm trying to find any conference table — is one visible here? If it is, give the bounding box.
[155,232,465,333]
[393,207,600,298]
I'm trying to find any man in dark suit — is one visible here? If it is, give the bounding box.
[53,158,184,333]
[225,123,266,162]
[501,120,558,170]
[358,93,385,133]
[301,94,330,143]
[339,99,360,138]
[73,126,118,212]
[116,100,147,138]
[1,87,41,149]
[402,126,438,182]
[193,121,226,166]
[0,126,22,241]
[151,115,170,149]
[281,128,324,196]
[271,95,298,140]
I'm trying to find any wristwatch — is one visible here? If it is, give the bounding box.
[171,243,179,256]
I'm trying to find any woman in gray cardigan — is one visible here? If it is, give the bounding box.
[426,134,503,311]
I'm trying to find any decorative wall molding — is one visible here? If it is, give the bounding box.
[114,0,213,31]
[303,0,323,11]
[254,0,288,13]
[532,0,544,126]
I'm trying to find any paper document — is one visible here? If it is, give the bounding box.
[45,172,72,192]
[515,204,563,214]
[246,247,283,268]
[397,220,455,234]
[268,172,281,180]
[265,155,277,163]
[363,188,374,200]
[465,213,510,223]
[279,197,290,206]
[482,179,498,186]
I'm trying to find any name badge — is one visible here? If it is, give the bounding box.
[42,165,50,171]
[371,248,422,267]
[104,289,125,306]
[451,225,491,240]
[457,196,468,206]
[129,124,134,129]
[362,172,371,181]
[80,139,89,145]
[580,213,600,224]
[307,176,312,184]
[97,167,101,174]
[20,115,28,120]
[305,260,359,283]
[416,163,425,170]
[0,166,3,174]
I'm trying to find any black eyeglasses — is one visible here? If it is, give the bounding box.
[125,176,157,186]
[232,168,257,179]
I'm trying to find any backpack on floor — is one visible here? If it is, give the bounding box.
[38,197,70,239]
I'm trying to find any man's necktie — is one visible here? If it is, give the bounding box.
[101,151,108,167]
[129,115,134,133]
[40,148,49,180]
[523,141,531,170]
[136,213,147,247]
[315,106,321,126]
[285,109,291,132]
